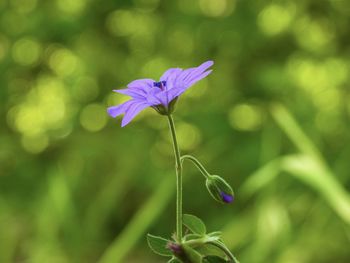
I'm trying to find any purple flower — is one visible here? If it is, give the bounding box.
[107,60,214,127]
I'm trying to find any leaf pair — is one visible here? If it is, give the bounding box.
[147,214,239,262]
[147,233,203,263]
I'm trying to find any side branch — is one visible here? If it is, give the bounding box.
[180,155,211,179]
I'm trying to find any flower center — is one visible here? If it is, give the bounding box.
[153,81,166,90]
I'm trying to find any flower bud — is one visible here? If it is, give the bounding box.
[167,242,184,256]
[205,175,234,204]
[167,242,203,263]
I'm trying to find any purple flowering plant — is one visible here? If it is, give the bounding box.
[108,61,240,263]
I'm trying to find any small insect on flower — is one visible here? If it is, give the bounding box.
[107,60,214,126]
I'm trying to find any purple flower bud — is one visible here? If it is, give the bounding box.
[167,242,202,262]
[167,242,184,256]
[220,191,234,203]
[206,175,235,204]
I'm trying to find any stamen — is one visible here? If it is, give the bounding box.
[153,81,167,90]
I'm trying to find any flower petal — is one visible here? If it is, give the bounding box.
[194,60,214,74]
[171,60,214,90]
[113,89,146,99]
[166,87,186,102]
[177,67,197,82]
[121,101,150,127]
[184,60,213,84]
[154,91,169,107]
[186,69,213,87]
[127,78,155,90]
[144,88,161,105]
[160,68,182,83]
[107,100,135,118]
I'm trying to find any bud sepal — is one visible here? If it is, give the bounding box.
[152,97,179,115]
[205,175,234,204]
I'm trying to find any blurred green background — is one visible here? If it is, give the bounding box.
[1,0,350,262]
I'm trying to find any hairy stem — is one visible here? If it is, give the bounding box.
[181,155,211,179]
[167,114,183,242]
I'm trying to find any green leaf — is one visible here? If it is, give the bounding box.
[184,233,202,241]
[183,214,206,235]
[203,255,229,263]
[147,234,172,256]
[207,241,240,263]
[196,243,226,258]
[183,244,203,263]
[207,231,222,238]
[167,257,182,263]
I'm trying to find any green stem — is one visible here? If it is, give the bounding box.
[208,241,240,263]
[167,114,183,242]
[180,155,211,179]
[185,238,239,263]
